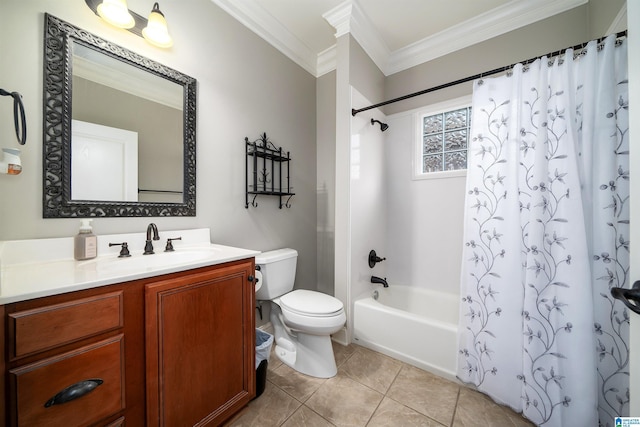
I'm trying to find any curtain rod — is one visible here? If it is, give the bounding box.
[351,30,628,116]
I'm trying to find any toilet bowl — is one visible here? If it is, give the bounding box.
[256,249,345,378]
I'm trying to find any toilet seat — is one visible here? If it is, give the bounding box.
[274,290,346,335]
[279,290,344,317]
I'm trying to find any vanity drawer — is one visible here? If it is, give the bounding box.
[9,291,123,358]
[9,334,125,427]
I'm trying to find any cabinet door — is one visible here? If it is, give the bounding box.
[145,261,255,426]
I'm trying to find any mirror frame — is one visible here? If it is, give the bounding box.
[43,13,197,217]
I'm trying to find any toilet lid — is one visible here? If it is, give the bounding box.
[280,290,344,317]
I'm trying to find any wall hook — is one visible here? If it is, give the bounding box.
[283,194,294,209]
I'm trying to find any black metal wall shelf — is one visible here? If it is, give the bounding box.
[245,133,294,208]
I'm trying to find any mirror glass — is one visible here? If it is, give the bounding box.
[72,42,184,203]
[43,14,197,217]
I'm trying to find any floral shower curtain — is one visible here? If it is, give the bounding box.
[457,34,629,426]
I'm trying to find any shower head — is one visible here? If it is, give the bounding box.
[371,118,389,132]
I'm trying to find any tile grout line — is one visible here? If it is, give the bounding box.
[380,362,458,427]
[239,342,528,427]
[266,354,342,426]
[301,403,338,426]
[449,385,462,427]
[351,346,401,426]
[263,379,303,426]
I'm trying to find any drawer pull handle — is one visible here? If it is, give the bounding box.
[44,378,104,408]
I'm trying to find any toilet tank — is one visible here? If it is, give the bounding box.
[255,248,298,300]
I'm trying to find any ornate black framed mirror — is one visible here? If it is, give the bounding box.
[43,13,196,217]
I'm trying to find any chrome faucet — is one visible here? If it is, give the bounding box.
[371,275,388,288]
[144,223,160,255]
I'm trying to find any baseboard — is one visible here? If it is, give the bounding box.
[331,326,348,346]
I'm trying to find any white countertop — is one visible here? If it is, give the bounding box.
[0,228,260,305]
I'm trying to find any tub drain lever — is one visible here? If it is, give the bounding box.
[368,250,386,268]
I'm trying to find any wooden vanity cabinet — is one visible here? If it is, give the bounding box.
[0,258,256,427]
[146,260,256,426]
[2,290,129,427]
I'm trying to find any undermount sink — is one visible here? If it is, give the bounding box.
[77,247,224,274]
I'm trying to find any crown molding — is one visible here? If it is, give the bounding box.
[317,1,354,76]
[385,0,588,75]
[322,1,352,39]
[210,0,318,76]
[317,45,337,77]
[74,56,183,110]
[347,0,390,73]
[321,0,390,74]
[211,0,587,78]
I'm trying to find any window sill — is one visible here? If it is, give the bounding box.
[412,169,467,181]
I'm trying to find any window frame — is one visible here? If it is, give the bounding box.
[412,95,472,181]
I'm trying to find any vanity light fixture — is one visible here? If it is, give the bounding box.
[86,0,173,48]
[142,3,173,48]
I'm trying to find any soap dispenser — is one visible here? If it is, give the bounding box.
[74,219,98,260]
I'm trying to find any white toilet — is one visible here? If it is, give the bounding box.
[255,248,346,378]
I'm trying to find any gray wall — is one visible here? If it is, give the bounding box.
[316,71,336,297]
[0,0,317,293]
[349,37,385,106]
[589,0,626,38]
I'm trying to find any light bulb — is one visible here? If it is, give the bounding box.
[97,0,135,29]
[142,3,173,48]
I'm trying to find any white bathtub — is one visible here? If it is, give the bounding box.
[353,285,459,381]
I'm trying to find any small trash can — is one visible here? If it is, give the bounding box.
[254,329,274,398]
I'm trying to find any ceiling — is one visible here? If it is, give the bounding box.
[210,0,589,77]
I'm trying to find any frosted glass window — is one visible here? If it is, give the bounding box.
[423,154,443,173]
[423,134,442,153]
[423,115,443,134]
[445,151,467,170]
[421,106,471,173]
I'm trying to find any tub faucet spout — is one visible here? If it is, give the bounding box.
[371,276,388,288]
